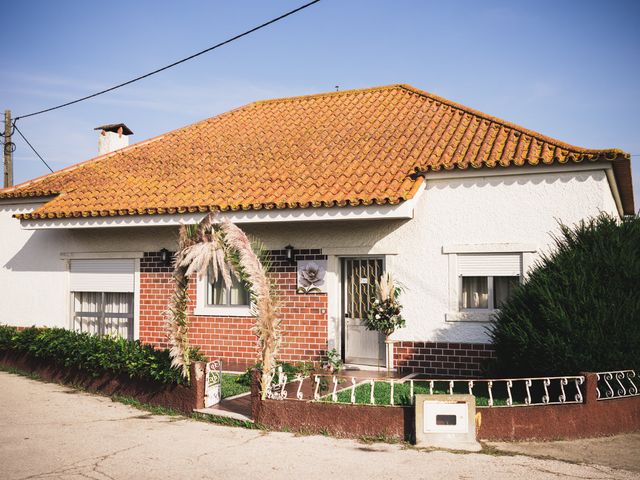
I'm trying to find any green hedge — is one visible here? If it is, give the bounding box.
[488,213,640,377]
[0,325,206,385]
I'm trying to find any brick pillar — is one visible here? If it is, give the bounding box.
[190,361,206,410]
[250,369,263,422]
[580,372,599,404]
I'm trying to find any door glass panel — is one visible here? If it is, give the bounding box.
[346,258,383,320]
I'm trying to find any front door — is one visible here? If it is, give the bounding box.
[342,258,385,366]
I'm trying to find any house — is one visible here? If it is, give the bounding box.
[0,84,634,377]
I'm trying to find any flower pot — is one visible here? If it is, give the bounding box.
[385,336,395,373]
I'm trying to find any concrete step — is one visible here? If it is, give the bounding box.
[194,406,253,423]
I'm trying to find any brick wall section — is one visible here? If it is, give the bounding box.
[140,251,494,375]
[139,250,328,370]
[139,252,173,348]
[395,341,496,378]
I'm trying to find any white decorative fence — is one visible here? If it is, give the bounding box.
[596,370,639,400]
[265,367,587,407]
[265,367,639,407]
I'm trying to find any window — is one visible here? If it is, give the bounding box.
[207,271,250,307]
[460,275,519,310]
[73,291,134,339]
[446,250,527,322]
[69,258,136,339]
[194,268,252,316]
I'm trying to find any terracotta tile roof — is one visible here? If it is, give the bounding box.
[0,84,634,218]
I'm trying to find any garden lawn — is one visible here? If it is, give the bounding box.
[221,373,250,399]
[322,380,522,407]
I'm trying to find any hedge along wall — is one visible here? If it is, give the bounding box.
[0,350,206,415]
[251,373,640,442]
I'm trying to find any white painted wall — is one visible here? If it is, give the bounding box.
[0,164,620,348]
[0,200,71,328]
[240,166,620,347]
[0,201,177,328]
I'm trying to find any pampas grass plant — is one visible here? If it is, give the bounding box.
[166,213,279,397]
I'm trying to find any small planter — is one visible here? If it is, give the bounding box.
[385,337,395,373]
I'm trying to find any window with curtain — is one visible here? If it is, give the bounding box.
[457,253,522,311]
[72,291,134,339]
[207,271,250,307]
[460,276,519,310]
[69,258,136,340]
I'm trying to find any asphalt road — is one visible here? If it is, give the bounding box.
[0,371,636,480]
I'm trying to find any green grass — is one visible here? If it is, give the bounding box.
[111,394,183,416]
[321,380,522,407]
[0,364,42,381]
[221,373,251,399]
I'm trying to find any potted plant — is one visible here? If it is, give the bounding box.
[364,273,406,373]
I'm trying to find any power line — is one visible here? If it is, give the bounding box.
[13,123,54,173]
[14,0,322,121]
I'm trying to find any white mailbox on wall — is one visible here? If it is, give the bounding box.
[415,394,480,451]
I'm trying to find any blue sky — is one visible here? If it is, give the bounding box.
[2,0,638,201]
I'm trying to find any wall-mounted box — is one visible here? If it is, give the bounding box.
[415,394,480,451]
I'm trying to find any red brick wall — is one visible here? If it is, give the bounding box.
[139,251,495,375]
[139,250,328,370]
[395,341,495,378]
[139,252,173,348]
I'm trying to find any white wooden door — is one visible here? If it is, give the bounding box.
[343,258,385,366]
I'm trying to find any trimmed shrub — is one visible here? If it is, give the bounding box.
[0,325,206,385]
[488,213,640,377]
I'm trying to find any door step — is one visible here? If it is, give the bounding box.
[194,407,253,423]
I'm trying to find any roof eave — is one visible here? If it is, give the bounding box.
[611,155,635,215]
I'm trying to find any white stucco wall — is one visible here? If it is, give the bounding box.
[0,201,177,328]
[0,200,71,328]
[0,164,620,349]
[240,166,620,347]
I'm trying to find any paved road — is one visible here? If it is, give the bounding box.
[0,372,636,480]
[488,434,640,474]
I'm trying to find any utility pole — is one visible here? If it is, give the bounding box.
[4,110,13,188]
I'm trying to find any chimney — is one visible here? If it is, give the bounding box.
[94,123,133,155]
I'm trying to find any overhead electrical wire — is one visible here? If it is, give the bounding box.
[4,0,322,177]
[13,124,54,173]
[14,0,322,121]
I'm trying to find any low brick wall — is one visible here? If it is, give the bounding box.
[250,372,413,440]
[478,373,640,441]
[0,351,205,415]
[251,372,640,442]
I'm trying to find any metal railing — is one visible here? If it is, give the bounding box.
[265,367,586,407]
[596,370,639,400]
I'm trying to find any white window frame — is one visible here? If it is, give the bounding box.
[443,244,536,323]
[63,253,142,340]
[194,273,252,317]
